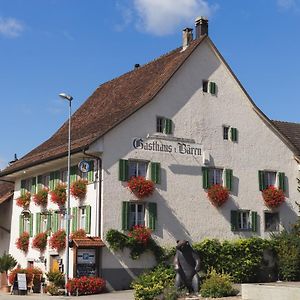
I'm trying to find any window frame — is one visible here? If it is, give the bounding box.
[237,210,251,231]
[128,160,149,179]
[128,202,146,229]
[208,168,223,186]
[202,80,208,93]
[78,206,87,230]
[156,116,164,133]
[264,171,277,188]
[223,126,229,140]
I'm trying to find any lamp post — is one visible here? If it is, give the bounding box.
[59,92,73,296]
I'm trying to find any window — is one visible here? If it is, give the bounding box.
[71,206,91,234]
[209,168,223,186]
[238,211,251,230]
[40,214,48,232]
[36,212,51,234]
[19,212,33,236]
[23,214,31,233]
[231,210,257,232]
[202,167,233,191]
[223,126,229,140]
[264,171,276,188]
[156,117,164,133]
[42,174,50,188]
[61,169,68,183]
[52,211,65,232]
[21,178,36,194]
[258,171,285,191]
[128,160,148,178]
[202,80,208,93]
[209,82,217,95]
[79,207,87,230]
[265,212,279,231]
[156,117,173,134]
[129,203,145,228]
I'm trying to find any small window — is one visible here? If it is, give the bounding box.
[79,207,86,230]
[128,160,148,178]
[57,212,65,230]
[264,171,276,188]
[223,126,229,140]
[156,117,164,133]
[42,174,50,188]
[129,203,145,228]
[61,169,68,183]
[156,117,173,134]
[40,214,48,232]
[208,168,223,186]
[23,214,31,233]
[202,80,208,93]
[238,211,251,230]
[265,212,279,231]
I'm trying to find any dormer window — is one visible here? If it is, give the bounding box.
[156,117,173,134]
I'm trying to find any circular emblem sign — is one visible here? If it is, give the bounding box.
[78,160,90,173]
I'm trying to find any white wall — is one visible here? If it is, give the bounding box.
[0,199,12,255]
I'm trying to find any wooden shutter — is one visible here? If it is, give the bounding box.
[148,202,157,231]
[49,172,55,190]
[54,171,60,189]
[87,160,94,182]
[70,166,78,184]
[202,167,209,189]
[230,128,237,142]
[209,82,216,94]
[29,214,34,237]
[278,172,285,192]
[164,119,173,134]
[36,213,41,235]
[19,215,24,236]
[72,207,78,232]
[52,212,58,233]
[122,202,130,231]
[37,175,43,192]
[85,205,91,234]
[47,213,52,232]
[225,169,233,191]
[258,170,265,191]
[231,210,238,231]
[21,180,26,196]
[251,211,258,232]
[151,162,161,184]
[31,177,36,194]
[119,159,129,181]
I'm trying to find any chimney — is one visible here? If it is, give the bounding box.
[182,28,193,51]
[134,63,140,70]
[195,16,208,38]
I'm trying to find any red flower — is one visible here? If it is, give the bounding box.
[128,225,152,245]
[32,232,48,251]
[16,192,31,208]
[207,184,229,207]
[66,276,106,295]
[50,183,67,206]
[127,176,154,198]
[33,188,48,206]
[70,229,86,240]
[71,179,88,200]
[49,229,66,251]
[262,186,285,208]
[16,232,30,253]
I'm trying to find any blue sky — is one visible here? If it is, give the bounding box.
[1,0,300,169]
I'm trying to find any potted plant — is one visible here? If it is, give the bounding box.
[71,179,88,200]
[16,192,31,208]
[50,183,66,207]
[70,229,86,240]
[262,186,285,208]
[207,184,229,207]
[49,229,66,252]
[0,253,17,293]
[128,225,152,245]
[33,188,48,207]
[127,176,155,199]
[16,232,30,253]
[32,232,48,252]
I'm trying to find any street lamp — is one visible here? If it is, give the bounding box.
[59,92,73,296]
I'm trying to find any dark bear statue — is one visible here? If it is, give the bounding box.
[174,240,201,294]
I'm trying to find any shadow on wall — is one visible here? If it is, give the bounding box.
[280,200,299,230]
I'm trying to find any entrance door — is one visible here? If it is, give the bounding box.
[50,255,60,272]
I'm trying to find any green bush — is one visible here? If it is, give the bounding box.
[131,264,175,300]
[46,271,65,288]
[201,269,238,298]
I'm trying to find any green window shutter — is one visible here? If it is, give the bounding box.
[54,170,60,188]
[225,169,233,191]
[37,175,43,192]
[31,177,36,195]
[49,172,55,190]
[202,167,209,189]
[230,128,237,142]
[164,119,173,134]
[148,202,157,231]
[258,170,265,191]
[85,205,91,234]
[36,213,41,235]
[19,215,24,236]
[87,160,94,183]
[72,207,78,232]
[29,214,34,237]
[231,210,238,231]
[47,213,52,232]
[278,172,285,192]
[52,213,58,233]
[122,202,130,231]
[151,162,161,184]
[70,166,78,184]
[251,211,258,232]
[21,180,26,196]
[119,159,129,181]
[209,82,216,95]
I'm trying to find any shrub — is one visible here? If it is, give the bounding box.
[201,269,238,298]
[262,186,285,208]
[46,271,65,288]
[127,176,154,198]
[16,192,31,208]
[8,268,34,285]
[0,253,17,284]
[45,284,65,296]
[131,264,176,300]
[207,184,229,207]
[49,229,66,251]
[33,188,48,206]
[70,229,87,240]
[50,183,66,206]
[71,179,88,200]
[66,276,106,295]
[16,232,30,253]
[32,232,48,251]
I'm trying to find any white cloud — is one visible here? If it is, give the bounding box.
[0,17,24,38]
[115,0,217,36]
[277,0,296,9]
[115,2,133,32]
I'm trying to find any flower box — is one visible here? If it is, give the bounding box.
[70,229,86,240]
[33,188,48,207]
[207,184,229,207]
[71,179,88,200]
[49,229,66,252]
[128,225,152,245]
[16,232,30,253]
[127,176,154,199]
[262,186,285,208]
[66,276,106,295]
[32,232,48,252]
[50,184,66,207]
[16,192,31,208]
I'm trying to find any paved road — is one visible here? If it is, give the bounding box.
[0,290,134,300]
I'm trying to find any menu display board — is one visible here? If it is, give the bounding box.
[76,249,97,277]
[17,273,27,291]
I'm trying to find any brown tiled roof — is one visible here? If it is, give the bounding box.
[271,120,300,155]
[0,36,206,176]
[73,237,105,248]
[0,182,14,204]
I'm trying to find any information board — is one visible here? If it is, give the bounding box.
[17,273,27,291]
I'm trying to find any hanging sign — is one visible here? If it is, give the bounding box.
[78,160,90,173]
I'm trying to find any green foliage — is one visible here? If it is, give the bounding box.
[46,271,65,288]
[0,252,17,275]
[201,269,238,298]
[131,264,175,300]
[106,229,129,251]
[46,284,64,296]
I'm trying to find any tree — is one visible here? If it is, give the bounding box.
[0,253,17,286]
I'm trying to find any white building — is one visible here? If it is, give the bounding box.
[1,18,300,289]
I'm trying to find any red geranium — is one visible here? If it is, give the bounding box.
[128,225,152,245]
[8,268,34,285]
[49,229,66,252]
[50,183,67,206]
[66,276,106,295]
[71,179,88,200]
[70,229,86,240]
[262,186,285,208]
[32,232,48,251]
[16,232,30,253]
[207,184,229,207]
[127,176,154,198]
[16,192,31,208]
[33,188,48,206]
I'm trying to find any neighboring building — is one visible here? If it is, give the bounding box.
[1,18,300,289]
